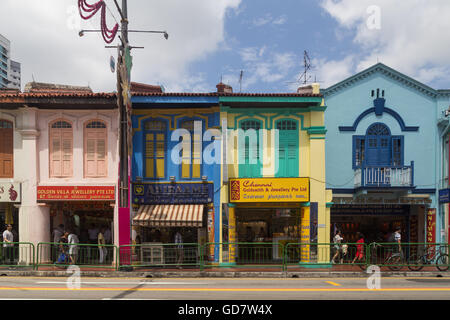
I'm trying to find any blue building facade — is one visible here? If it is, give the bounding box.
[130,93,222,261]
[324,63,450,244]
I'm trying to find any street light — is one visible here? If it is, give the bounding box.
[79,29,169,40]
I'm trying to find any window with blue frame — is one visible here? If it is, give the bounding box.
[180,118,203,179]
[352,123,404,168]
[144,119,166,179]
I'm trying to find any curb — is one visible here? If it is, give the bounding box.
[1,270,449,278]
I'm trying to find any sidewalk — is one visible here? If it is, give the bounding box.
[0,265,449,278]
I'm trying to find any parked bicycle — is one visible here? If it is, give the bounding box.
[358,242,405,271]
[408,245,449,272]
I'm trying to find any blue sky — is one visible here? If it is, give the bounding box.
[1,0,450,93]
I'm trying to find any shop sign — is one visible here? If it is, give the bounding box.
[0,183,20,202]
[334,196,432,205]
[439,189,450,203]
[332,204,410,215]
[37,186,115,201]
[229,178,309,203]
[132,183,214,205]
[427,209,436,244]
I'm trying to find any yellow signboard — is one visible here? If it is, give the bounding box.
[229,178,309,203]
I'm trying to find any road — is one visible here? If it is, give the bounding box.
[0,276,449,300]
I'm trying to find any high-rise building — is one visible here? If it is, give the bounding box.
[0,34,10,89]
[0,34,20,90]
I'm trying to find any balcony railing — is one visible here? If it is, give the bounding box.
[354,161,414,188]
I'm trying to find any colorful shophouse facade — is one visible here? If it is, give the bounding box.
[324,63,449,245]
[219,83,332,265]
[0,84,118,260]
[130,89,222,261]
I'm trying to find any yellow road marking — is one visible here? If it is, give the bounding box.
[0,287,450,292]
[325,281,341,286]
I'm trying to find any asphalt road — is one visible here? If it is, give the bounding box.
[0,276,449,300]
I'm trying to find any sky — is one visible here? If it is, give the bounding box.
[1,0,450,93]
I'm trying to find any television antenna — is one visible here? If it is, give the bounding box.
[239,70,244,93]
[286,50,321,86]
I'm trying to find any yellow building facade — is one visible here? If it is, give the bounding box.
[218,85,332,266]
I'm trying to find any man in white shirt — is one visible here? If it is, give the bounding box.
[394,227,402,254]
[68,230,79,264]
[2,225,14,265]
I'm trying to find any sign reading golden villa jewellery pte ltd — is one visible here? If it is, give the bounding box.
[230,178,309,203]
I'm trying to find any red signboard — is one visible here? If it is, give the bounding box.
[37,186,115,201]
[427,208,436,243]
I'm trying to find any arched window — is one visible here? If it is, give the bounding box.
[276,119,299,177]
[50,120,73,177]
[144,119,166,179]
[84,120,107,177]
[239,119,262,178]
[180,119,202,179]
[352,123,403,168]
[0,120,13,178]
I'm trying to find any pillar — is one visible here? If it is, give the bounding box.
[228,203,236,265]
[300,205,310,263]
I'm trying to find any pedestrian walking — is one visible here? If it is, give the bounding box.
[103,225,112,262]
[352,232,365,264]
[88,223,99,261]
[174,229,184,269]
[331,230,343,264]
[98,227,107,264]
[57,231,69,264]
[2,225,14,265]
[393,226,402,254]
[68,230,79,264]
[52,224,64,262]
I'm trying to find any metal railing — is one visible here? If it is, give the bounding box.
[0,241,446,272]
[201,242,285,270]
[118,243,203,270]
[0,242,35,268]
[36,242,118,270]
[355,161,414,188]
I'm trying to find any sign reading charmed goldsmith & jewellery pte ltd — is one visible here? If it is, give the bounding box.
[37,186,115,201]
[229,178,309,203]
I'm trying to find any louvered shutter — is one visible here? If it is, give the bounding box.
[0,124,13,178]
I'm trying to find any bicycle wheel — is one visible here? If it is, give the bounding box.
[407,254,423,272]
[386,255,403,271]
[436,254,449,272]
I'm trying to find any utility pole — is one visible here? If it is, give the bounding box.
[78,0,168,255]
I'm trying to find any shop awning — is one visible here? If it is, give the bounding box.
[133,204,204,227]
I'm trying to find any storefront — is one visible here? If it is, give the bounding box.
[331,196,429,244]
[131,182,214,259]
[0,182,21,241]
[226,177,311,263]
[37,186,115,243]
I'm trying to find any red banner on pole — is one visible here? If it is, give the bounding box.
[427,208,436,243]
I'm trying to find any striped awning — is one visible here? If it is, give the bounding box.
[133,204,205,227]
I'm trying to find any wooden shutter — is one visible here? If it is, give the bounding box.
[50,122,73,177]
[85,126,107,177]
[0,123,13,178]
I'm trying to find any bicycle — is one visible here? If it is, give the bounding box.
[359,243,405,271]
[408,245,449,272]
[384,248,405,271]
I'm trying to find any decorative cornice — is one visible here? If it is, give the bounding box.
[323,63,442,99]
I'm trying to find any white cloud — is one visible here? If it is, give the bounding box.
[0,0,241,92]
[319,0,450,88]
[230,46,298,91]
[252,14,287,27]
